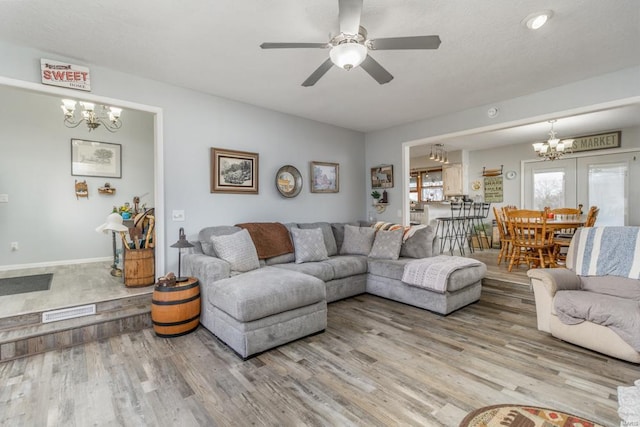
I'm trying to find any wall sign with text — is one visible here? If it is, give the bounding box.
[41,58,91,91]
[567,131,621,153]
[483,176,503,203]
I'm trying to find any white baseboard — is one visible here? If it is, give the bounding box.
[0,257,111,272]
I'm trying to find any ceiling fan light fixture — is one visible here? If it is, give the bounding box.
[523,10,553,30]
[330,42,367,70]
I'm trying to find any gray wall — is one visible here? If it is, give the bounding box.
[0,41,365,272]
[0,85,154,267]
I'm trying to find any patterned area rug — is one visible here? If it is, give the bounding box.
[0,273,53,296]
[459,404,605,427]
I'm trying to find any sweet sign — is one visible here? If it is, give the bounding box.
[41,59,91,91]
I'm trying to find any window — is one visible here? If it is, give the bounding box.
[410,169,443,202]
[533,170,565,210]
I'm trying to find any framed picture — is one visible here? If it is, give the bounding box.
[71,139,122,178]
[310,161,339,193]
[371,164,393,188]
[275,165,303,198]
[211,148,259,194]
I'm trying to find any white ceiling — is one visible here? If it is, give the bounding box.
[1,0,639,139]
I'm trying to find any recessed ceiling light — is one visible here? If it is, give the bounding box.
[523,10,553,30]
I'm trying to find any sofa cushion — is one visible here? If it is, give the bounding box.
[324,255,368,279]
[340,225,376,256]
[291,227,329,264]
[209,267,326,322]
[198,225,242,257]
[367,258,412,280]
[271,262,335,282]
[298,222,338,256]
[264,252,296,266]
[330,222,358,253]
[579,276,640,301]
[369,228,404,260]
[210,229,260,273]
[400,226,435,259]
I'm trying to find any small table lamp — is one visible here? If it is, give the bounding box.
[170,227,194,282]
[96,213,129,277]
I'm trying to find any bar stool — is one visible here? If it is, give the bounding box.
[469,202,491,250]
[435,202,466,255]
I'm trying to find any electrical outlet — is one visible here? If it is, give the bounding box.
[172,210,185,222]
[11,242,18,251]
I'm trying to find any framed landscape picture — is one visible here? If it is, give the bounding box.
[370,164,393,188]
[310,161,339,193]
[71,139,121,178]
[210,148,259,194]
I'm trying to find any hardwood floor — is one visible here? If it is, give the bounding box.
[0,276,635,426]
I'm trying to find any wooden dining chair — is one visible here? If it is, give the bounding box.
[585,205,599,227]
[493,206,513,265]
[506,209,556,272]
[548,206,583,264]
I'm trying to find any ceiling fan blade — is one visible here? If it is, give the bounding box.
[338,0,363,35]
[360,55,393,85]
[368,35,441,50]
[302,58,334,87]
[260,42,329,49]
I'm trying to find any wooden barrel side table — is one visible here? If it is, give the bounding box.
[151,277,200,337]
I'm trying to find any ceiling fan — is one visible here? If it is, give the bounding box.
[260,0,441,87]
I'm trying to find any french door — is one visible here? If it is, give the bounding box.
[523,151,640,226]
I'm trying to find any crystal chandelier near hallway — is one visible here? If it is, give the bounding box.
[61,99,122,132]
[532,120,574,161]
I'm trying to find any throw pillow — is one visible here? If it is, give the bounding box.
[291,227,329,264]
[210,229,260,272]
[400,225,435,258]
[369,228,404,260]
[340,224,376,255]
[298,222,338,256]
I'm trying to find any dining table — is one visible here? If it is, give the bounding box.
[545,214,587,231]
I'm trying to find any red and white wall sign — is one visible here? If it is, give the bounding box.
[41,58,91,91]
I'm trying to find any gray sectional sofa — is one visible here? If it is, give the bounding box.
[183,221,486,358]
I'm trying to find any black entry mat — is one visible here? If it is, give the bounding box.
[0,273,53,297]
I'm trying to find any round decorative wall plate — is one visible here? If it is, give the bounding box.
[505,170,517,180]
[275,165,302,198]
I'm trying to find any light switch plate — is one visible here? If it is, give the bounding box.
[0,194,8,203]
[172,210,185,221]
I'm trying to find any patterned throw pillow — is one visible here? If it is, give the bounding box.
[210,229,260,272]
[291,227,329,264]
[340,224,376,255]
[369,228,404,260]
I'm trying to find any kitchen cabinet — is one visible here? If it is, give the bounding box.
[443,164,463,196]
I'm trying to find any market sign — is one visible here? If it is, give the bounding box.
[567,131,621,153]
[483,176,503,203]
[41,59,91,91]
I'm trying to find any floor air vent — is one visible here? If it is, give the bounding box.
[42,304,96,323]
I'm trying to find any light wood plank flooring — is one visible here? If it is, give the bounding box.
[0,277,635,426]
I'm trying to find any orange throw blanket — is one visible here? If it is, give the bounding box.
[236,222,294,260]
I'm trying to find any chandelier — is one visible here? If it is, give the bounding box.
[61,99,122,132]
[532,120,573,161]
[429,143,449,164]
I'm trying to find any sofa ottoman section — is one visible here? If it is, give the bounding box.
[366,258,486,315]
[203,266,327,358]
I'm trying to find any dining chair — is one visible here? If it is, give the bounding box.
[493,206,512,265]
[585,205,600,227]
[506,209,556,272]
[548,206,583,264]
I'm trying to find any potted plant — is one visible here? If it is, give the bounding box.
[371,190,381,205]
